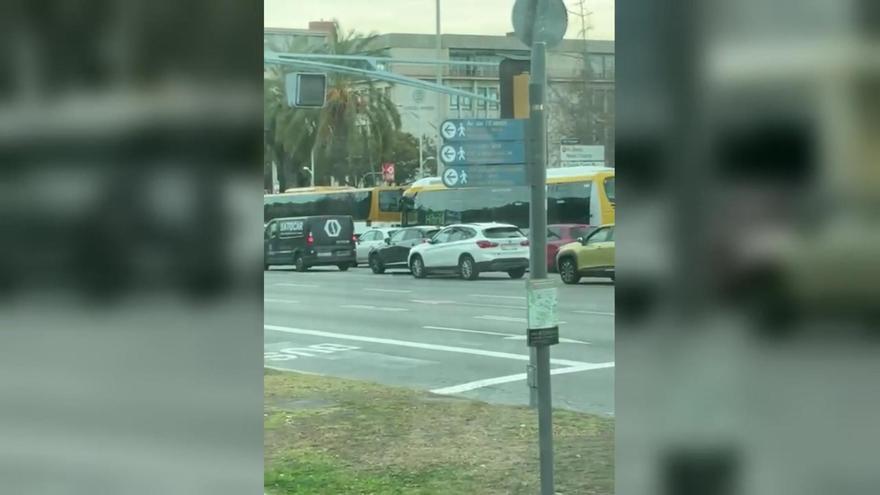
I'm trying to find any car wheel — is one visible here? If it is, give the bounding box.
[294,253,307,272]
[559,257,581,284]
[459,255,479,281]
[370,255,385,274]
[410,256,426,279]
[508,267,526,279]
[337,264,350,271]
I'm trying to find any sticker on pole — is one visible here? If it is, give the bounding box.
[526,279,559,330]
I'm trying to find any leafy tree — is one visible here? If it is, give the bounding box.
[264,23,401,190]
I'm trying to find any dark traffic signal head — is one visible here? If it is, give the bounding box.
[284,72,326,108]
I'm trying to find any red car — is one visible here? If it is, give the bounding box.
[547,224,594,272]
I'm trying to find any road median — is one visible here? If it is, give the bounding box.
[265,369,613,494]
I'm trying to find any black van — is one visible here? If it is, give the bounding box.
[264,216,356,271]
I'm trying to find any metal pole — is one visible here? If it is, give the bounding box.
[418,125,424,179]
[527,41,554,495]
[435,0,443,176]
[310,146,316,187]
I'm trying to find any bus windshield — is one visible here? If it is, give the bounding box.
[604,177,615,203]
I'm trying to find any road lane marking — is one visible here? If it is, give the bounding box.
[502,335,590,345]
[423,325,517,338]
[474,315,568,325]
[264,324,587,366]
[264,298,300,304]
[411,299,524,310]
[430,362,615,395]
[574,310,615,316]
[470,294,525,300]
[341,304,409,312]
[273,283,319,288]
[365,288,413,294]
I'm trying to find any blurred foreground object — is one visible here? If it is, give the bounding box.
[618,0,880,494]
[0,1,263,494]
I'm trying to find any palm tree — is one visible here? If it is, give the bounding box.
[264,23,401,188]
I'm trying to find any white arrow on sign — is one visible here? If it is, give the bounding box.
[442,168,459,186]
[441,121,457,140]
[440,145,458,164]
[503,335,590,345]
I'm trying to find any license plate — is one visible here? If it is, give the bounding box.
[335,250,351,256]
[501,244,516,250]
[317,252,332,257]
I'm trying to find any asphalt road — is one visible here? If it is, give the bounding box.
[264,264,615,416]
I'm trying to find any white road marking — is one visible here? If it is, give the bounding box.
[264,324,587,366]
[474,315,568,325]
[574,310,615,316]
[273,283,319,288]
[264,365,324,375]
[264,298,300,304]
[430,362,615,395]
[365,288,413,294]
[502,335,590,345]
[470,294,525,300]
[341,304,409,312]
[410,299,524,310]
[423,325,517,338]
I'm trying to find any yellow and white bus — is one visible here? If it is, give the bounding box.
[400,166,614,228]
[264,185,404,235]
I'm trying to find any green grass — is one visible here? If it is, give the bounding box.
[264,369,613,495]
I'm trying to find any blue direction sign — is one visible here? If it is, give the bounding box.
[441,165,526,188]
[440,141,526,166]
[440,119,527,142]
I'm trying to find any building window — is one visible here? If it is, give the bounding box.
[589,55,605,79]
[476,87,488,109]
[449,85,473,110]
[488,87,499,110]
[604,56,614,79]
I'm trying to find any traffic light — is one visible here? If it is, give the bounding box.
[284,72,326,108]
[499,57,530,118]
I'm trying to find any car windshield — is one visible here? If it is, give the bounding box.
[571,226,595,239]
[547,227,563,240]
[483,227,524,239]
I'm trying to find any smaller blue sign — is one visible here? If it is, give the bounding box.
[441,165,527,188]
[440,119,527,142]
[440,141,526,166]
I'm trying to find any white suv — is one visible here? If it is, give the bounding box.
[408,223,530,280]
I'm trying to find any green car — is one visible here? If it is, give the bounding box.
[556,224,615,284]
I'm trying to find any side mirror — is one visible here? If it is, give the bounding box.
[384,237,391,245]
[577,237,586,245]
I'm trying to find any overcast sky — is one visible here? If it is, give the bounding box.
[265,0,614,40]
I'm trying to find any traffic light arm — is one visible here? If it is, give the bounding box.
[266,52,500,104]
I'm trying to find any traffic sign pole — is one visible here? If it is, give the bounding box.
[526,40,555,495]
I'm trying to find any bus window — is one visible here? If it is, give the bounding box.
[548,181,592,224]
[378,189,402,212]
[604,177,615,204]
[352,191,371,221]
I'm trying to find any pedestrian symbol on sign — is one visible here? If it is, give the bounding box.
[457,123,466,137]
[460,170,468,185]
[457,147,466,161]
